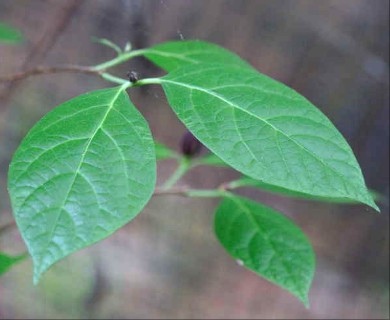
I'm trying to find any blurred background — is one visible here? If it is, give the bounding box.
[0,0,388,318]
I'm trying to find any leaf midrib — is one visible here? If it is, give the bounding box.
[37,86,125,268]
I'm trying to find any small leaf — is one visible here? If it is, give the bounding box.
[8,86,156,283]
[0,22,23,44]
[143,40,251,72]
[155,141,179,160]
[159,63,378,211]
[0,252,26,275]
[214,195,315,306]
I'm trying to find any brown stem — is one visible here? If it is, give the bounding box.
[0,66,101,83]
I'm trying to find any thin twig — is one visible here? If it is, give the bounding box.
[154,182,232,197]
[154,186,191,196]
[0,66,101,83]
[0,184,233,234]
[161,157,191,190]
[0,50,149,84]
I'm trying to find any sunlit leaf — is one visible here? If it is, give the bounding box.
[158,63,378,211]
[8,86,156,283]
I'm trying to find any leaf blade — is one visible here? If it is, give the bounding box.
[8,86,156,282]
[214,195,315,306]
[143,40,252,72]
[159,63,378,210]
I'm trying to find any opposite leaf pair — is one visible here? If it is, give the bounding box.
[6,40,378,307]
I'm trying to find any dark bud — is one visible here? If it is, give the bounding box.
[127,71,139,83]
[180,131,202,157]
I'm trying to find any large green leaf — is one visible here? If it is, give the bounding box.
[0,252,26,275]
[143,40,251,72]
[0,22,23,44]
[158,63,378,210]
[214,195,315,306]
[8,86,156,283]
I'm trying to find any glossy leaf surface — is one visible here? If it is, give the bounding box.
[143,40,251,72]
[215,195,315,306]
[8,86,156,282]
[159,64,378,210]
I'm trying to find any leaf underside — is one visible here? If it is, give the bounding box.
[8,86,156,283]
[214,195,315,307]
[159,63,378,211]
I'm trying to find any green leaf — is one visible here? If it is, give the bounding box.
[0,252,26,275]
[158,63,378,211]
[143,40,252,72]
[230,176,381,204]
[214,195,315,306]
[8,86,156,283]
[0,22,23,44]
[155,141,179,160]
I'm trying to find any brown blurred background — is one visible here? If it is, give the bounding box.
[0,0,388,319]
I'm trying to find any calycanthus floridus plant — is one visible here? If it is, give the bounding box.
[0,29,380,307]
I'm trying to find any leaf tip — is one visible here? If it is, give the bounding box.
[358,189,381,213]
[33,272,41,285]
[373,204,381,213]
[366,196,380,213]
[299,293,310,309]
[33,260,47,285]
